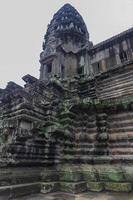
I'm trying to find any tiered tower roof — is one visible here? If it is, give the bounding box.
[43,4,89,51]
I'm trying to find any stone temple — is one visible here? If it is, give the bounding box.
[0,3,133,199]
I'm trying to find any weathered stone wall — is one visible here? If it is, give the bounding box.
[96,62,133,100]
[2,70,133,197]
[0,5,133,198]
[90,28,133,75]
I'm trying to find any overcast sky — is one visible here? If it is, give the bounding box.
[0,0,133,88]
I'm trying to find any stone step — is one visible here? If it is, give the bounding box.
[61,155,133,163]
[108,112,133,123]
[63,149,97,155]
[108,114,133,122]
[109,132,133,141]
[59,181,87,194]
[107,121,133,128]
[110,147,133,155]
[0,182,41,199]
[97,71,133,89]
[98,86,133,100]
[108,127,133,133]
[97,80,133,95]
[97,79,133,95]
[62,124,97,131]
[13,192,133,200]
[112,155,133,163]
[12,154,61,160]
[97,68,133,85]
[109,142,133,148]
[62,155,110,162]
[64,143,96,148]
[64,142,96,148]
[60,119,96,127]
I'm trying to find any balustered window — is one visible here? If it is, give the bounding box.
[61,65,65,78]
[119,51,128,62]
[46,63,52,73]
[92,62,101,74]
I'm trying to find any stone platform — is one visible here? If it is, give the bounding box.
[13,192,133,200]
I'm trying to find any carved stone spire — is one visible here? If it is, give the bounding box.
[40,4,91,81]
[42,4,89,56]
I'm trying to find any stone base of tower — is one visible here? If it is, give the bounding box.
[14,192,133,200]
[41,164,133,194]
[0,164,133,198]
[0,167,41,199]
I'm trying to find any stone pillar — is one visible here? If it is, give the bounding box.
[95,112,109,158]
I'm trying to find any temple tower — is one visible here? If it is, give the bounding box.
[39,4,92,81]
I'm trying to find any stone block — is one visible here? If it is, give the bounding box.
[0,187,10,199]
[60,182,87,194]
[82,166,97,181]
[41,182,59,194]
[59,171,83,182]
[93,156,112,164]
[10,183,41,198]
[123,166,133,182]
[104,182,132,192]
[87,182,104,192]
[97,166,125,182]
[41,170,59,182]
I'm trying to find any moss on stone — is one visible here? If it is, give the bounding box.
[60,182,75,193]
[123,166,133,182]
[60,182,87,194]
[87,182,104,192]
[97,167,125,182]
[104,182,132,192]
[83,171,97,182]
[59,171,82,182]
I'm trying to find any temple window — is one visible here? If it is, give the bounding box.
[106,56,116,69]
[93,62,101,74]
[46,63,52,73]
[130,37,133,50]
[78,56,85,75]
[77,66,84,75]
[119,51,128,62]
[61,65,65,78]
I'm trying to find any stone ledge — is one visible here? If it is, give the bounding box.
[0,182,41,199]
[13,192,133,200]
